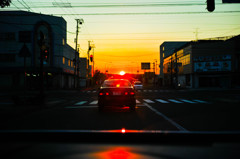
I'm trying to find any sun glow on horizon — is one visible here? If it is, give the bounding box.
[119,71,126,75]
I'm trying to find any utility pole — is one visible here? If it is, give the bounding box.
[194,28,199,41]
[74,19,84,88]
[87,41,91,78]
[154,59,157,86]
[92,46,95,76]
[170,55,173,87]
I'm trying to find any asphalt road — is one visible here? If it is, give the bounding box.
[1,88,240,132]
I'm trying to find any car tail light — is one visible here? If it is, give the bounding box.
[130,92,135,95]
[124,91,135,95]
[106,92,109,95]
[99,92,104,96]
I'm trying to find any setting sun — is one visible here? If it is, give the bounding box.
[119,71,125,75]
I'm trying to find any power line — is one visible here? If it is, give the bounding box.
[12,2,226,9]
[52,11,240,16]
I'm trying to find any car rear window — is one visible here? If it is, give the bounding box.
[102,80,132,87]
[134,81,141,84]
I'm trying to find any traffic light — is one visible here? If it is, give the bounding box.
[207,0,215,12]
[90,55,93,62]
[43,48,49,61]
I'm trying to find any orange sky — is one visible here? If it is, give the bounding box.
[5,0,240,74]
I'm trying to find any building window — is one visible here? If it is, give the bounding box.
[63,57,65,64]
[163,53,164,58]
[0,32,15,41]
[179,54,190,66]
[68,59,70,66]
[62,38,65,45]
[0,54,16,62]
[162,47,164,51]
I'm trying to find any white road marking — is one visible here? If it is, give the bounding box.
[90,100,98,105]
[137,90,141,92]
[179,99,196,104]
[192,99,209,104]
[143,99,155,103]
[136,99,140,104]
[149,90,152,92]
[87,91,91,93]
[92,91,96,93]
[144,102,188,131]
[143,90,147,92]
[154,90,158,92]
[74,101,87,105]
[168,99,183,103]
[155,99,169,103]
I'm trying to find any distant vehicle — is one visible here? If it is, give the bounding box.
[98,79,136,111]
[133,81,143,90]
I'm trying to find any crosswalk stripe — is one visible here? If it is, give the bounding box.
[73,98,208,106]
[90,100,98,105]
[137,90,141,92]
[192,99,208,103]
[74,101,87,105]
[87,91,91,93]
[179,99,196,104]
[156,99,169,103]
[168,99,183,103]
[149,90,152,92]
[92,91,96,93]
[154,90,158,92]
[143,90,147,92]
[143,99,155,103]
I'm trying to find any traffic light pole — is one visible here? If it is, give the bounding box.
[39,49,44,105]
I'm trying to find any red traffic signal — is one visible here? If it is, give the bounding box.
[42,48,49,60]
[90,55,93,62]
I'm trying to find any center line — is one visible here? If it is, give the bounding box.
[143,102,188,132]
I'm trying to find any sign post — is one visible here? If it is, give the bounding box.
[18,43,31,105]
